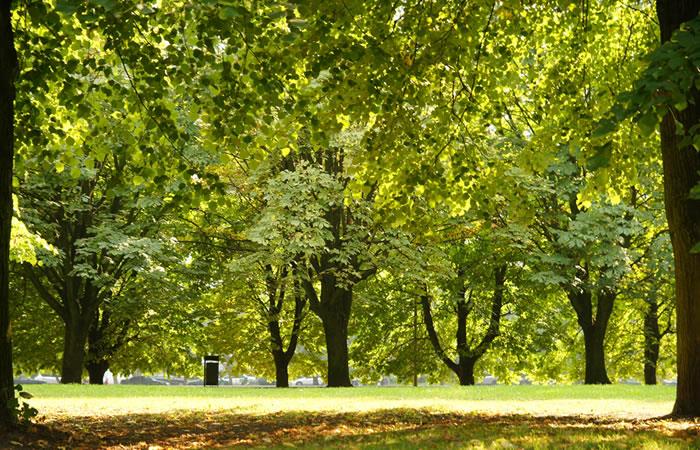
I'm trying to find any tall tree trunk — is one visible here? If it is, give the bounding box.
[268,316,291,388]
[86,360,109,385]
[582,325,611,384]
[456,358,476,386]
[86,310,108,385]
[569,289,613,384]
[644,298,661,385]
[656,0,700,417]
[0,1,16,428]
[455,292,476,386]
[412,298,418,387]
[273,352,290,388]
[61,323,88,384]
[318,288,352,387]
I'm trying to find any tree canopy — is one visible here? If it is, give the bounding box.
[2,0,700,426]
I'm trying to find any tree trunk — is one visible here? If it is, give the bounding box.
[61,324,88,384]
[86,310,108,385]
[656,0,700,417]
[569,288,613,385]
[644,298,661,385]
[265,271,306,388]
[457,358,476,386]
[273,352,290,388]
[318,289,352,387]
[582,325,611,384]
[0,1,16,428]
[86,360,109,385]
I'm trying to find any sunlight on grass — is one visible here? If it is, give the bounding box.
[25,385,675,419]
[6,386,696,449]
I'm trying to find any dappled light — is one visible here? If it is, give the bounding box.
[1,0,700,446]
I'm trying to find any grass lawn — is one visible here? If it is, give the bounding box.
[2,385,699,449]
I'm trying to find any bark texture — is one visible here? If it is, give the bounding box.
[0,0,16,427]
[656,0,700,417]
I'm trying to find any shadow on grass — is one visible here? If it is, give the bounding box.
[1,409,698,449]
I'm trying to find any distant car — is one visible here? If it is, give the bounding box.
[186,378,203,386]
[292,376,323,386]
[162,377,186,385]
[33,374,59,384]
[662,379,677,386]
[619,378,641,385]
[480,375,497,385]
[13,377,45,385]
[154,377,185,385]
[121,376,168,385]
[213,378,229,386]
[378,375,398,386]
[351,379,361,387]
[256,377,274,386]
[232,375,271,385]
[231,375,257,385]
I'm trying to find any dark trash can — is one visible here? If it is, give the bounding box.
[204,355,219,386]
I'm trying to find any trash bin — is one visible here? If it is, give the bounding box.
[204,355,219,386]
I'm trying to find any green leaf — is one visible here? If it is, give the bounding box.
[674,99,689,111]
[689,183,700,199]
[219,6,244,19]
[18,391,33,400]
[637,113,659,137]
[586,143,612,171]
[55,0,80,14]
[91,0,117,11]
[133,175,145,186]
[592,119,617,139]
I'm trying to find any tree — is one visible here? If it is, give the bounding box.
[614,1,700,415]
[257,267,307,388]
[618,205,675,385]
[655,1,700,416]
[529,164,639,384]
[351,272,444,386]
[223,259,308,388]
[421,262,507,386]
[413,209,531,386]
[251,148,380,387]
[18,99,188,383]
[0,0,18,427]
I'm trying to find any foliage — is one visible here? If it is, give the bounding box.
[7,385,37,426]
[5,0,681,394]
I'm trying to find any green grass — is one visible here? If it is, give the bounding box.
[24,384,675,418]
[9,385,695,449]
[7,406,697,449]
[26,383,676,401]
